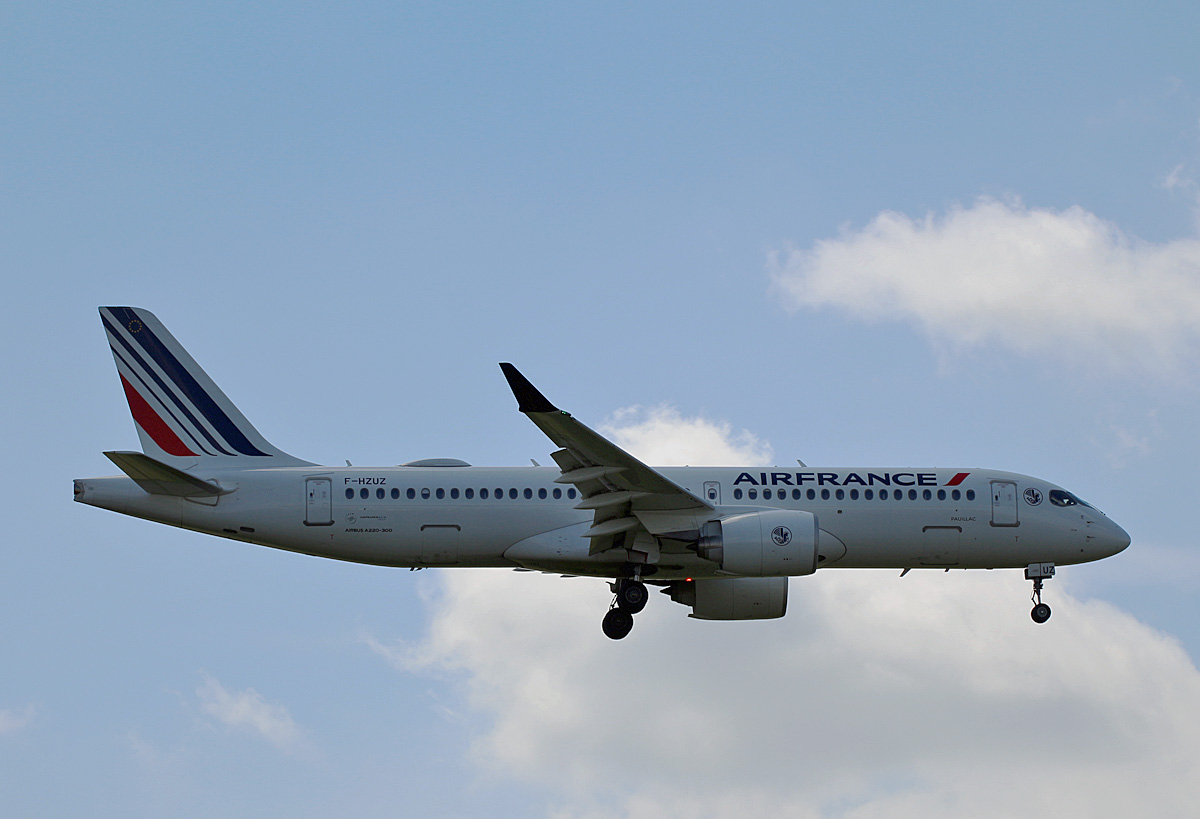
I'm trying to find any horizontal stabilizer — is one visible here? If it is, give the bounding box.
[103,451,233,497]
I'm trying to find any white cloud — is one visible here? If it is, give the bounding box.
[1163,162,1190,193]
[0,705,35,736]
[400,569,1200,819]
[378,408,1200,818]
[195,674,305,754]
[769,198,1200,375]
[599,405,772,466]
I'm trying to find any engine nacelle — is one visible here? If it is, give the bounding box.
[668,577,788,620]
[696,509,819,576]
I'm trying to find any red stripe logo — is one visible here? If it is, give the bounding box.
[945,472,970,486]
[120,375,197,457]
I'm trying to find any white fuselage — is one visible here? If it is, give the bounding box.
[78,307,1132,634]
[74,464,1130,579]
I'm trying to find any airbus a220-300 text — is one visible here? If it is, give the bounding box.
[75,308,1131,639]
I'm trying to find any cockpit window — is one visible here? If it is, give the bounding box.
[1049,489,1091,508]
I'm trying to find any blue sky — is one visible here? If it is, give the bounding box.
[4,3,1200,816]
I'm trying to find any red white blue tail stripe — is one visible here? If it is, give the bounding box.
[100,307,304,464]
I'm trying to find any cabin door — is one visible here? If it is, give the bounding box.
[991,481,1019,527]
[305,478,333,526]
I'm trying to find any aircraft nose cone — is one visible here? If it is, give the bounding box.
[1092,517,1131,558]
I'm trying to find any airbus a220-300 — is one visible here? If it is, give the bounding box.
[75,307,1131,639]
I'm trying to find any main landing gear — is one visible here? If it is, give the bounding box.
[1025,562,1055,624]
[601,578,648,640]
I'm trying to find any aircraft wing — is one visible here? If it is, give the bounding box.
[500,364,713,556]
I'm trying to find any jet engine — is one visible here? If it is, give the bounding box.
[667,577,788,620]
[695,510,819,576]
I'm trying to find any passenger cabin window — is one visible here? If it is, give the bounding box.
[345,488,354,499]
[733,488,743,500]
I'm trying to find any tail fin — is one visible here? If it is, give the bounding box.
[100,307,311,467]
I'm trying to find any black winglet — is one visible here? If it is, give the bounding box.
[500,363,560,413]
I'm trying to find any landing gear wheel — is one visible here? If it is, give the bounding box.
[1025,563,1055,625]
[616,580,648,614]
[602,608,634,640]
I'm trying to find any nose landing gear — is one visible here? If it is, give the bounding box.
[1025,563,1055,624]
[601,578,649,640]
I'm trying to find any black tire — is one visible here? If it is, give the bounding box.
[617,580,648,614]
[602,608,634,640]
[1031,603,1052,624]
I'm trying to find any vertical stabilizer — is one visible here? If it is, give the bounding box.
[99,307,311,467]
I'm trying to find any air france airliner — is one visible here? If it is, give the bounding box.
[74,307,1130,639]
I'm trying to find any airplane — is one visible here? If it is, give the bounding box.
[74,307,1131,640]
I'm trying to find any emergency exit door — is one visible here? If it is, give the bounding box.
[703,481,721,504]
